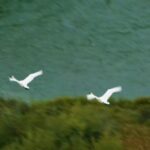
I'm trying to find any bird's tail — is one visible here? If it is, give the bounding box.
[87,93,97,100]
[9,76,17,82]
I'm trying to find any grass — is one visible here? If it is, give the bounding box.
[0,96,149,150]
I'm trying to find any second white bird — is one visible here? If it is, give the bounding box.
[86,86,122,105]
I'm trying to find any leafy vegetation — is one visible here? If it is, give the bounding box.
[0,96,149,150]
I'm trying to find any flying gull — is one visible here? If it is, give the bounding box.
[9,70,43,90]
[86,86,122,104]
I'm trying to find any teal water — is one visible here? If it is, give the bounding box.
[0,0,150,100]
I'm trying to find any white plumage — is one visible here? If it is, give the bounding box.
[86,86,122,104]
[9,70,43,89]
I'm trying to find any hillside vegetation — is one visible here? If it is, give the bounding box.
[0,97,149,150]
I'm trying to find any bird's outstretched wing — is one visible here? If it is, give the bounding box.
[100,86,122,103]
[22,70,43,85]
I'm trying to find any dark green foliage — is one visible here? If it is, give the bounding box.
[0,97,149,150]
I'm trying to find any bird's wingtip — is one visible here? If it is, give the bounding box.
[113,86,122,92]
[40,70,43,74]
[118,86,122,91]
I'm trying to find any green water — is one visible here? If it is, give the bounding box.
[0,0,150,100]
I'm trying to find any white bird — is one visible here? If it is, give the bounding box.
[9,70,43,90]
[86,86,122,104]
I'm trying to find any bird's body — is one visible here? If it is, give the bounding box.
[86,86,122,104]
[9,70,43,89]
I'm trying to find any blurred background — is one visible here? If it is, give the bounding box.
[0,1,149,150]
[0,0,150,100]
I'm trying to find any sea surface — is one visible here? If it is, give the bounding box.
[0,0,150,100]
